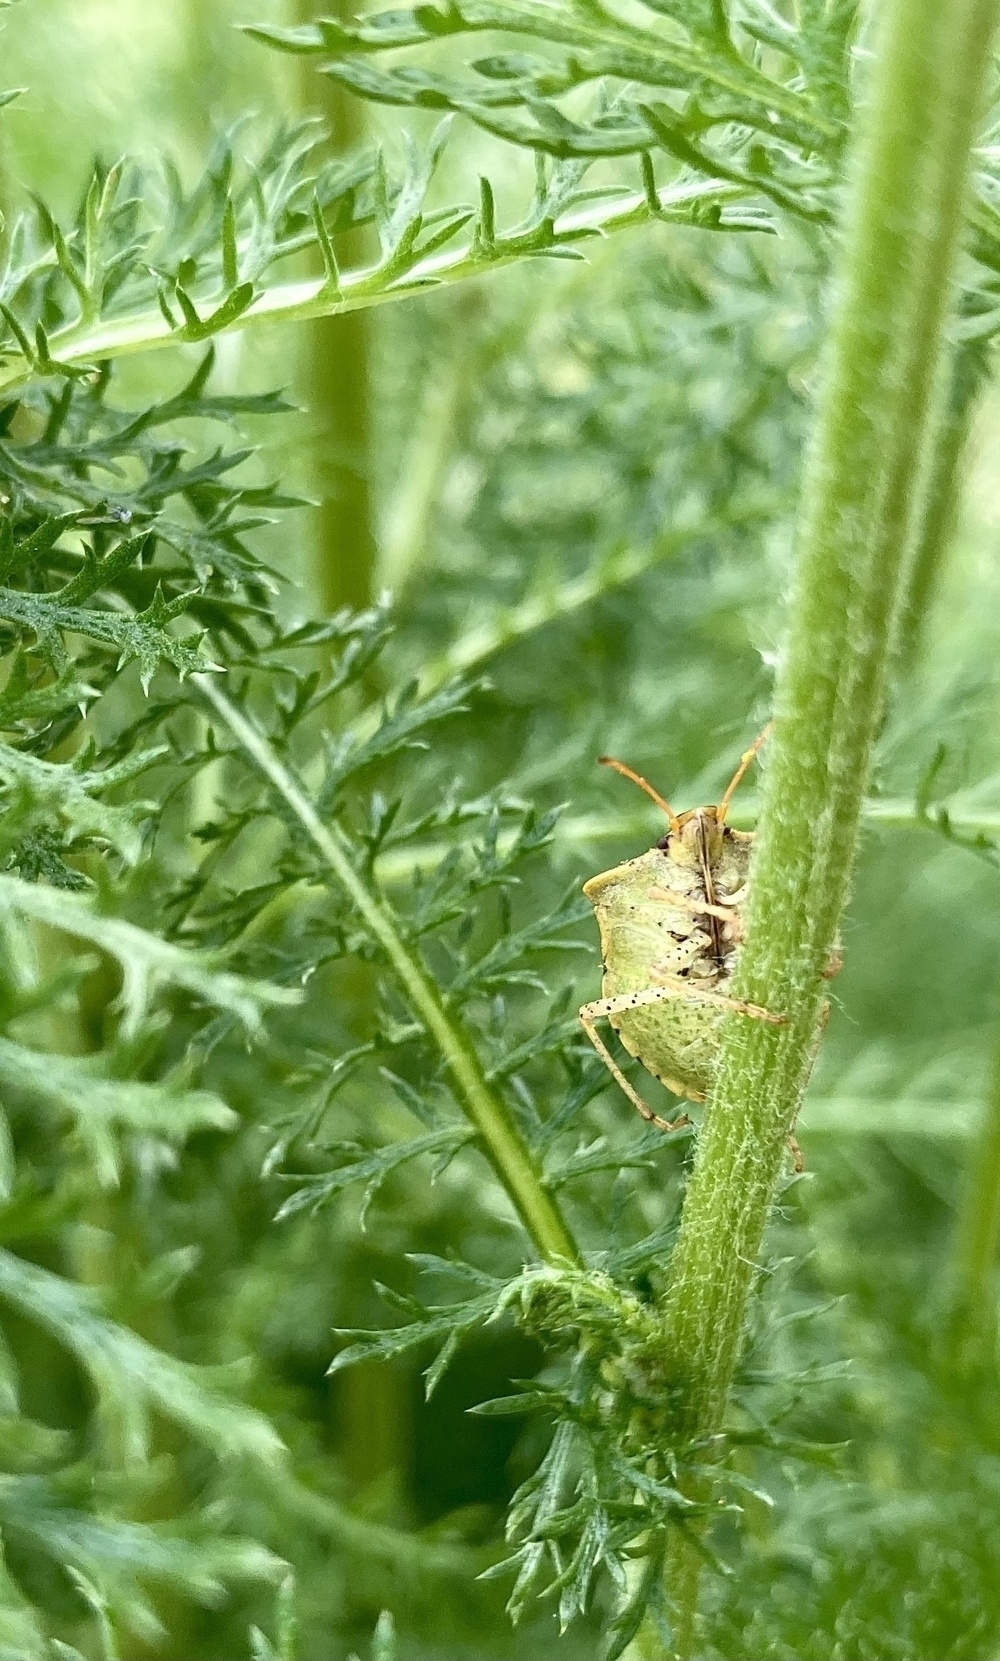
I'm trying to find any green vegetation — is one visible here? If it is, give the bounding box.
[0,1,999,1656]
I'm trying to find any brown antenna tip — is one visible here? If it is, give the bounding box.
[598,755,679,831]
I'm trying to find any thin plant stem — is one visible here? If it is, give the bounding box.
[377,306,475,596]
[650,0,1000,1649]
[951,1021,1000,1312]
[192,672,582,1268]
[896,335,990,669]
[940,1015,1000,1388]
[229,789,1000,969]
[371,795,1000,877]
[414,507,773,697]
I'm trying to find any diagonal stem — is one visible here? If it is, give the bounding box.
[193,673,581,1268]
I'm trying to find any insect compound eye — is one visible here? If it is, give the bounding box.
[656,834,671,851]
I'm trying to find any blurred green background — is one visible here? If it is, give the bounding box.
[4,2,1000,1658]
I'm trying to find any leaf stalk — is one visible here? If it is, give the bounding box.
[193,673,581,1268]
[0,178,745,394]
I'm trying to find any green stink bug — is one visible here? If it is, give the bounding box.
[579,726,783,1134]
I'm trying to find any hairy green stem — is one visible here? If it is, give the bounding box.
[192,673,581,1267]
[654,0,1000,1647]
[0,178,744,394]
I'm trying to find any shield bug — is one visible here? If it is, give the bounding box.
[579,725,785,1135]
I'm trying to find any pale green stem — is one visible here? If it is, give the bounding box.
[414,506,771,696]
[303,301,376,614]
[263,1464,473,1576]
[950,1022,1000,1312]
[231,788,1000,968]
[376,247,610,596]
[338,502,773,761]
[0,179,745,395]
[896,335,990,669]
[372,795,1000,877]
[297,0,377,617]
[192,673,581,1267]
[377,324,471,595]
[652,0,1000,1649]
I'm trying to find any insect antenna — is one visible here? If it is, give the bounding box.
[717,721,774,824]
[598,756,680,835]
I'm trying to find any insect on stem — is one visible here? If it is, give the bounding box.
[585,723,780,1124]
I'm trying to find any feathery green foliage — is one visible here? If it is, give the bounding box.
[0,0,997,1656]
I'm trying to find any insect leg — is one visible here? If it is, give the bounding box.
[718,882,749,907]
[647,885,743,929]
[641,977,787,1025]
[578,1005,693,1131]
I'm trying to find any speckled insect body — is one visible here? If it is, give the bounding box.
[580,730,782,1134]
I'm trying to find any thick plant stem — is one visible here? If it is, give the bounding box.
[304,302,375,614]
[654,0,1000,1648]
[193,674,581,1268]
